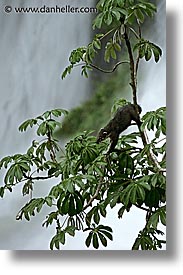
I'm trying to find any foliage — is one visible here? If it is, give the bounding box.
[0,105,166,250]
[60,72,129,137]
[62,0,161,79]
[0,0,166,250]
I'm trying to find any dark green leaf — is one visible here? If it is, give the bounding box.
[92,232,99,249]
[85,232,93,247]
[60,195,70,214]
[65,226,75,237]
[94,209,100,224]
[92,13,104,29]
[37,122,47,136]
[98,225,113,233]
[98,232,107,247]
[135,8,144,23]
[58,231,66,245]
[0,187,5,198]
[145,46,152,61]
[132,237,141,250]
[149,212,159,229]
[137,185,146,201]
[118,206,126,219]
[145,188,160,208]
[159,208,166,226]
[99,230,113,241]
[45,196,53,207]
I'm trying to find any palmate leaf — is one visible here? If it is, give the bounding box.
[50,231,66,250]
[19,119,37,132]
[16,198,45,221]
[85,224,113,249]
[134,40,162,63]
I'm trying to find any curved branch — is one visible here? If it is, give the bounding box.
[89,60,130,73]
[23,173,54,181]
[134,204,149,212]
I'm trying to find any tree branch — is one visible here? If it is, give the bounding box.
[134,23,142,85]
[134,204,149,212]
[89,60,130,73]
[123,24,164,173]
[124,25,137,105]
[23,172,54,181]
[83,181,102,210]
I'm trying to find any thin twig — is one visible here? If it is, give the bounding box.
[134,204,149,212]
[23,173,54,181]
[99,27,116,41]
[90,60,130,73]
[83,181,102,210]
[129,27,140,39]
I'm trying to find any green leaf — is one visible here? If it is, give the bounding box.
[19,119,37,132]
[98,225,113,233]
[159,208,166,226]
[43,111,50,119]
[145,188,160,208]
[92,232,99,249]
[37,122,47,136]
[135,8,144,23]
[14,165,23,181]
[145,46,152,61]
[0,187,5,198]
[145,2,157,13]
[105,11,113,25]
[150,174,158,187]
[85,232,93,247]
[152,44,162,63]
[93,39,101,50]
[149,212,159,229]
[60,194,70,214]
[112,10,121,21]
[58,231,66,245]
[114,43,121,52]
[99,230,113,241]
[19,162,31,172]
[50,235,57,250]
[110,46,117,59]
[93,13,104,29]
[138,181,151,191]
[117,0,125,5]
[137,185,146,201]
[98,232,107,247]
[75,192,84,213]
[130,184,138,204]
[118,206,126,219]
[132,237,141,250]
[94,209,100,224]
[69,195,76,216]
[0,156,13,169]
[61,65,73,79]
[45,196,53,207]
[99,204,107,217]
[65,226,75,237]
[36,198,45,213]
[125,12,135,25]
